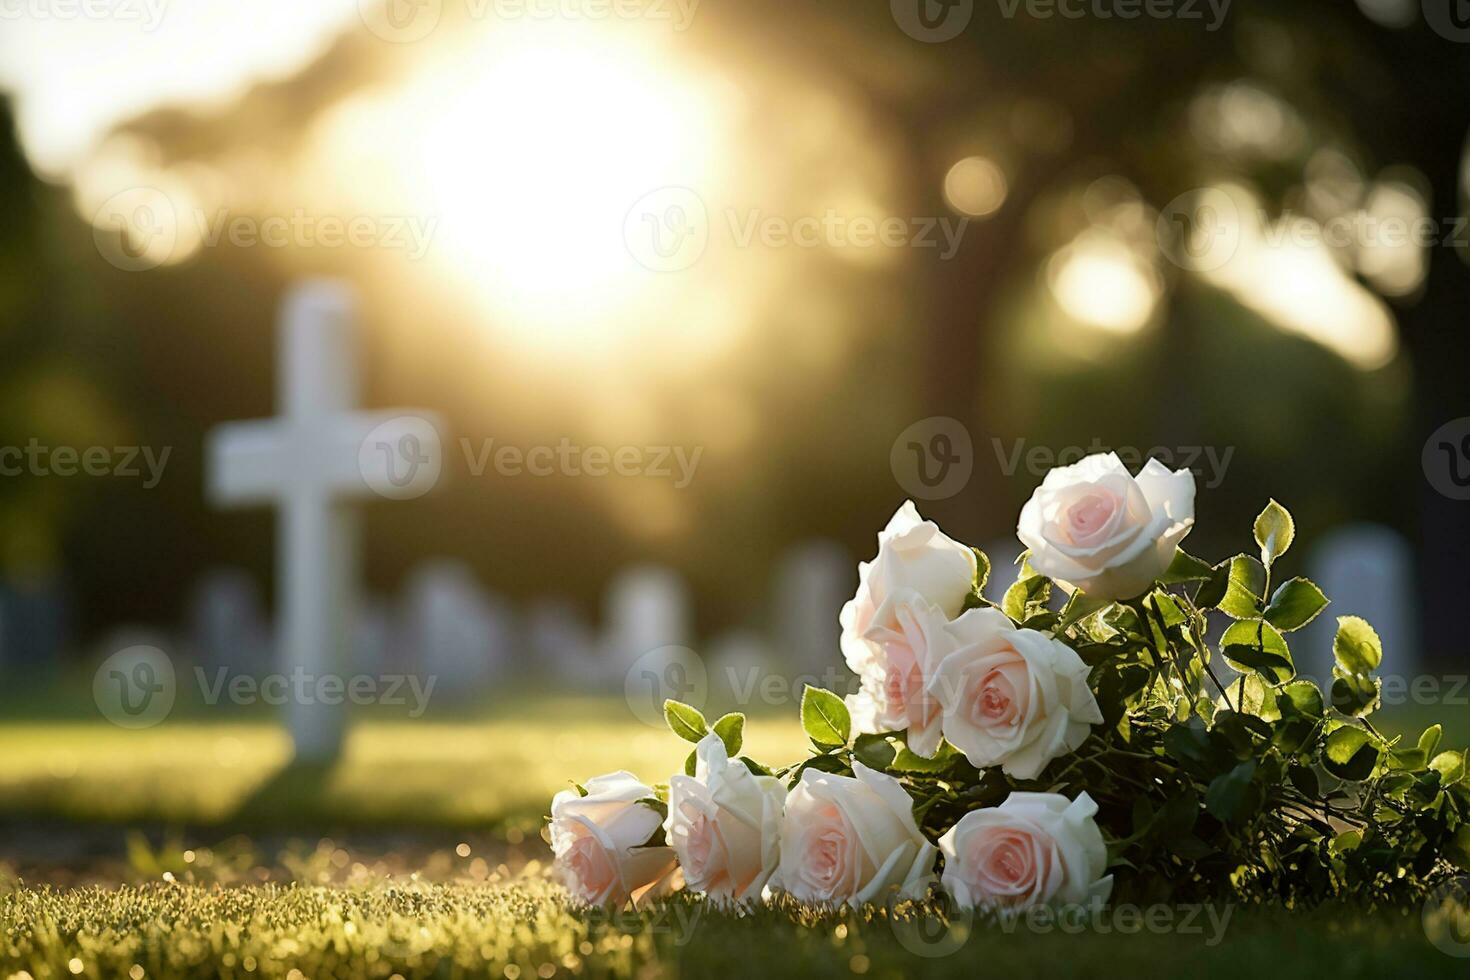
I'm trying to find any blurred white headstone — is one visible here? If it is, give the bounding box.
[206,280,443,762]
[528,598,601,686]
[708,629,775,712]
[187,569,271,674]
[772,540,850,676]
[402,560,510,697]
[1301,523,1418,685]
[353,596,396,676]
[604,565,691,687]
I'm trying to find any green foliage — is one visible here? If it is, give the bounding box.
[1253,499,1295,568]
[664,700,708,743]
[800,686,850,749]
[692,497,1468,909]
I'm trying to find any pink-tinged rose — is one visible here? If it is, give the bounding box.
[773,762,936,908]
[938,792,1112,912]
[549,772,677,907]
[929,608,1101,779]
[664,733,785,904]
[845,590,951,756]
[841,501,976,674]
[1017,453,1195,601]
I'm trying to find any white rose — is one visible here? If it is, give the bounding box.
[663,733,785,904]
[1017,453,1195,600]
[938,791,1113,912]
[549,771,678,907]
[929,607,1102,779]
[773,762,936,908]
[844,589,951,757]
[841,502,976,750]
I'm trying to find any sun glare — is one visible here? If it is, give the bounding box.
[314,23,733,347]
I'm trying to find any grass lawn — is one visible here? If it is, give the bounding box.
[0,692,806,834]
[3,689,1470,977]
[1,877,1463,980]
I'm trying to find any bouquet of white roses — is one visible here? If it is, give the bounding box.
[549,453,1470,914]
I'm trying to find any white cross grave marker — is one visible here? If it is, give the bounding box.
[207,280,442,762]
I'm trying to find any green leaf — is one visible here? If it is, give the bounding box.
[1150,590,1188,629]
[1253,499,1295,567]
[1263,578,1329,631]
[1221,619,1294,683]
[1059,590,1112,629]
[1431,749,1466,785]
[1419,724,1443,761]
[712,712,745,756]
[1330,672,1381,718]
[1205,760,1257,822]
[973,548,991,595]
[1323,726,1379,781]
[1216,555,1266,619]
[1333,616,1383,675]
[1162,549,1215,583]
[663,700,708,743]
[853,732,897,771]
[684,749,697,777]
[739,756,773,777]
[1002,575,1051,623]
[1195,559,1232,610]
[801,686,851,748]
[1275,679,1325,720]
